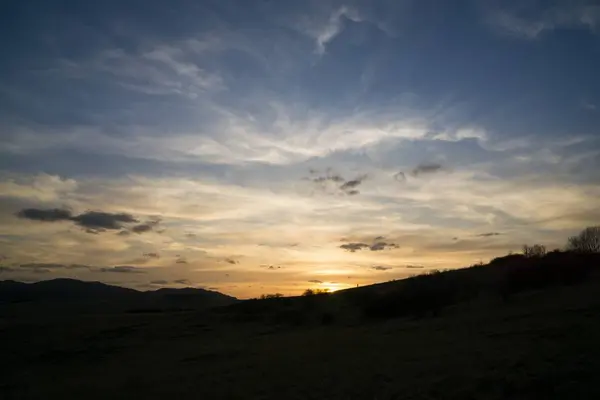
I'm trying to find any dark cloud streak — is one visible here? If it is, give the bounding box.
[131,218,161,234]
[476,232,502,237]
[16,207,160,235]
[98,266,146,274]
[340,175,367,191]
[372,266,392,271]
[340,242,370,252]
[16,208,73,222]
[369,242,399,251]
[307,169,367,196]
[71,211,138,231]
[395,163,445,183]
[411,163,443,177]
[341,241,398,252]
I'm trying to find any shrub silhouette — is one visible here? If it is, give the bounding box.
[567,226,600,253]
[490,253,526,265]
[302,288,330,296]
[523,244,546,258]
[260,293,284,299]
[501,251,596,296]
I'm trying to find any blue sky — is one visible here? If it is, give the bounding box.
[1,0,599,297]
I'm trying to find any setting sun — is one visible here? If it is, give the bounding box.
[319,282,350,293]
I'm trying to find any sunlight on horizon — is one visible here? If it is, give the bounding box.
[320,282,351,293]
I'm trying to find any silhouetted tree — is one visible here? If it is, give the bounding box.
[260,293,283,299]
[567,226,600,253]
[302,288,329,296]
[501,250,596,297]
[523,244,546,258]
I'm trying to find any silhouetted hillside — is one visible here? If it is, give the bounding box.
[0,279,238,310]
[3,252,600,399]
[346,251,600,319]
[216,251,600,325]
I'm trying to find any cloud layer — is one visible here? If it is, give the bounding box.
[0,0,599,297]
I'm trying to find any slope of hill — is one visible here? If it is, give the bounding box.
[216,251,600,325]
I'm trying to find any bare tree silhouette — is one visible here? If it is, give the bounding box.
[567,226,600,253]
[523,244,546,258]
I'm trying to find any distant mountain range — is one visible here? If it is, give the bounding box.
[0,279,238,310]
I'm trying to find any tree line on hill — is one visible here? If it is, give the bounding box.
[363,226,600,319]
[255,226,600,322]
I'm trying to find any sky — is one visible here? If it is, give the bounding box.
[1,0,599,298]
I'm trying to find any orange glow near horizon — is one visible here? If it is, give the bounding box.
[320,282,350,293]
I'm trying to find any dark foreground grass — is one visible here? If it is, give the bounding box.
[3,278,600,399]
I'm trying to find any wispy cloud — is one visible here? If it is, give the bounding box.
[19,263,92,271]
[486,3,600,39]
[98,266,146,274]
[487,11,549,39]
[59,41,224,98]
[149,278,192,286]
[0,174,77,202]
[312,6,362,55]
[582,100,597,111]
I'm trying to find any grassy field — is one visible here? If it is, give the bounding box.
[3,270,600,399]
